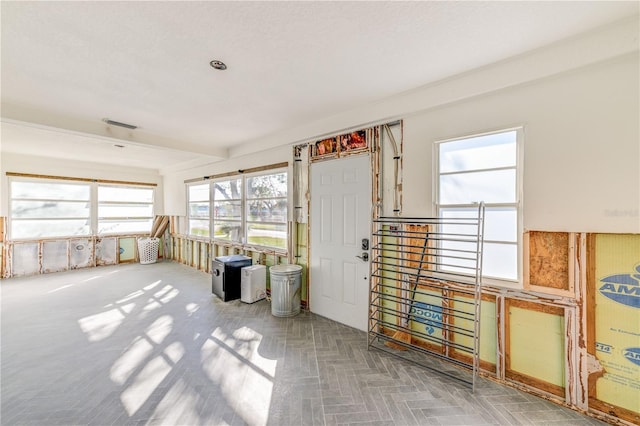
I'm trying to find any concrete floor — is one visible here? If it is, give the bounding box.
[1,262,606,425]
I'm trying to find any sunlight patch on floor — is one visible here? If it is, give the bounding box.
[120,342,185,416]
[200,326,276,426]
[150,378,202,425]
[47,284,73,293]
[145,315,173,344]
[143,280,162,291]
[77,308,126,342]
[110,338,154,385]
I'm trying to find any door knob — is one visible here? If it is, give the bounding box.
[356,252,369,262]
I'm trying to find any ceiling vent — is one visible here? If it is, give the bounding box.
[102,118,138,130]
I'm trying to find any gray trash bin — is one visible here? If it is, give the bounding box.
[270,264,302,317]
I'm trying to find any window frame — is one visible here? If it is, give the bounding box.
[186,182,212,238]
[433,127,524,288]
[97,183,155,236]
[244,169,288,250]
[186,168,289,251]
[211,176,243,243]
[8,176,156,240]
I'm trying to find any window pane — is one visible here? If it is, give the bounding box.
[247,173,287,199]
[188,183,209,202]
[98,219,153,234]
[12,181,90,200]
[98,185,155,235]
[439,131,516,173]
[247,199,287,222]
[438,239,478,276]
[99,186,153,202]
[440,207,517,243]
[188,219,210,237]
[213,221,241,241]
[439,169,516,204]
[11,201,90,219]
[11,219,90,239]
[247,223,287,249]
[482,243,518,280]
[98,204,153,218]
[189,203,210,218]
[214,201,242,220]
[214,179,242,200]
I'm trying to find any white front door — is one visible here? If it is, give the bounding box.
[310,155,371,331]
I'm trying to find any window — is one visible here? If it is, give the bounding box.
[9,177,155,240]
[186,170,288,250]
[187,183,210,237]
[246,172,287,249]
[213,178,242,241]
[98,185,154,235]
[10,180,91,239]
[435,129,521,282]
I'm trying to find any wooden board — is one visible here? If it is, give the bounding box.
[525,231,570,289]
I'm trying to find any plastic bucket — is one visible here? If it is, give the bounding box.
[138,237,160,265]
[270,264,302,317]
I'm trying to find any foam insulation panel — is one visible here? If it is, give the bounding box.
[11,243,39,276]
[70,238,93,269]
[96,238,117,266]
[591,234,640,420]
[42,240,69,273]
[379,226,402,330]
[118,237,136,262]
[451,294,497,371]
[506,299,565,396]
[411,288,444,351]
[295,223,309,304]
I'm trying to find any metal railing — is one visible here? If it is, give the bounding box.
[367,204,485,391]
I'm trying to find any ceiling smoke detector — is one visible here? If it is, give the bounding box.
[210,60,227,70]
[102,118,138,130]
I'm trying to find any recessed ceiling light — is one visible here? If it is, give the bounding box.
[210,60,227,70]
[102,118,138,130]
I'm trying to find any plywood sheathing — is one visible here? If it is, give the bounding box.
[524,231,575,297]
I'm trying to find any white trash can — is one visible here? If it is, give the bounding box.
[270,264,302,317]
[138,237,160,265]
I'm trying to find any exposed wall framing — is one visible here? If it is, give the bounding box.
[167,232,290,298]
[1,234,167,278]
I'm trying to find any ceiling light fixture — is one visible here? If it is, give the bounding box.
[210,60,227,70]
[102,118,138,130]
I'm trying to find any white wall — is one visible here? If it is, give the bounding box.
[401,54,639,233]
[162,54,639,234]
[0,152,164,216]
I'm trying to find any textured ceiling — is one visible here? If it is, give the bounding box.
[1,1,638,171]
